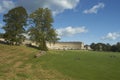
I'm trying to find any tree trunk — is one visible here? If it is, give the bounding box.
[39,39,48,51]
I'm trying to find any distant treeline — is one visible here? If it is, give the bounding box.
[90,42,120,52]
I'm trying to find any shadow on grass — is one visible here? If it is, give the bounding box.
[0,40,9,45]
[26,44,40,50]
[0,40,21,46]
[0,40,39,50]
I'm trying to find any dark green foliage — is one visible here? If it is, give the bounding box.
[90,42,120,52]
[111,45,117,52]
[28,8,59,51]
[90,43,104,51]
[3,6,28,45]
[111,42,120,52]
[116,42,120,52]
[0,33,4,38]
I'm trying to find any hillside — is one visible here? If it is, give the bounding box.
[0,44,69,80]
[0,43,120,80]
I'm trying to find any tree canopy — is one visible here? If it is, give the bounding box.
[28,8,59,50]
[90,42,120,52]
[3,6,28,45]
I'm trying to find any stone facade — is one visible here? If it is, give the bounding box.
[47,42,85,50]
[23,40,85,50]
[0,38,86,50]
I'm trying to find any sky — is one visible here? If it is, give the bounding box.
[0,0,120,45]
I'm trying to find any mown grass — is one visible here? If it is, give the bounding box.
[39,50,120,80]
[0,44,120,80]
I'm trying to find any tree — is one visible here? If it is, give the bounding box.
[90,43,110,51]
[116,42,120,52]
[28,8,59,51]
[90,43,95,50]
[0,33,4,38]
[106,43,111,51]
[111,45,117,52]
[3,6,28,45]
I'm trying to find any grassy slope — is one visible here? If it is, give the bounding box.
[0,44,120,80]
[0,44,69,80]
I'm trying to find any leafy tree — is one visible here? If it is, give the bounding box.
[90,43,102,51]
[90,43,111,51]
[90,43,95,50]
[0,33,4,38]
[3,6,28,45]
[28,8,59,51]
[116,42,120,52]
[111,45,117,52]
[91,42,120,52]
[106,43,111,51]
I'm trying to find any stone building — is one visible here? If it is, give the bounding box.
[0,38,86,50]
[47,42,85,50]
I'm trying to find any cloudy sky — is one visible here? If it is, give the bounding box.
[0,0,120,44]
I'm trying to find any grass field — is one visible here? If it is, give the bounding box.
[0,44,120,80]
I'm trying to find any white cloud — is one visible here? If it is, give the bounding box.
[0,0,15,13]
[83,3,105,14]
[17,0,80,15]
[0,0,79,15]
[102,32,120,40]
[57,26,87,37]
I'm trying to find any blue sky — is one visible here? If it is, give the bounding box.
[0,0,120,45]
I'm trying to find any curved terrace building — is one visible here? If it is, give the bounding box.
[47,42,85,50]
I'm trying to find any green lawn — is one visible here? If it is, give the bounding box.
[0,44,120,80]
[40,50,120,80]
